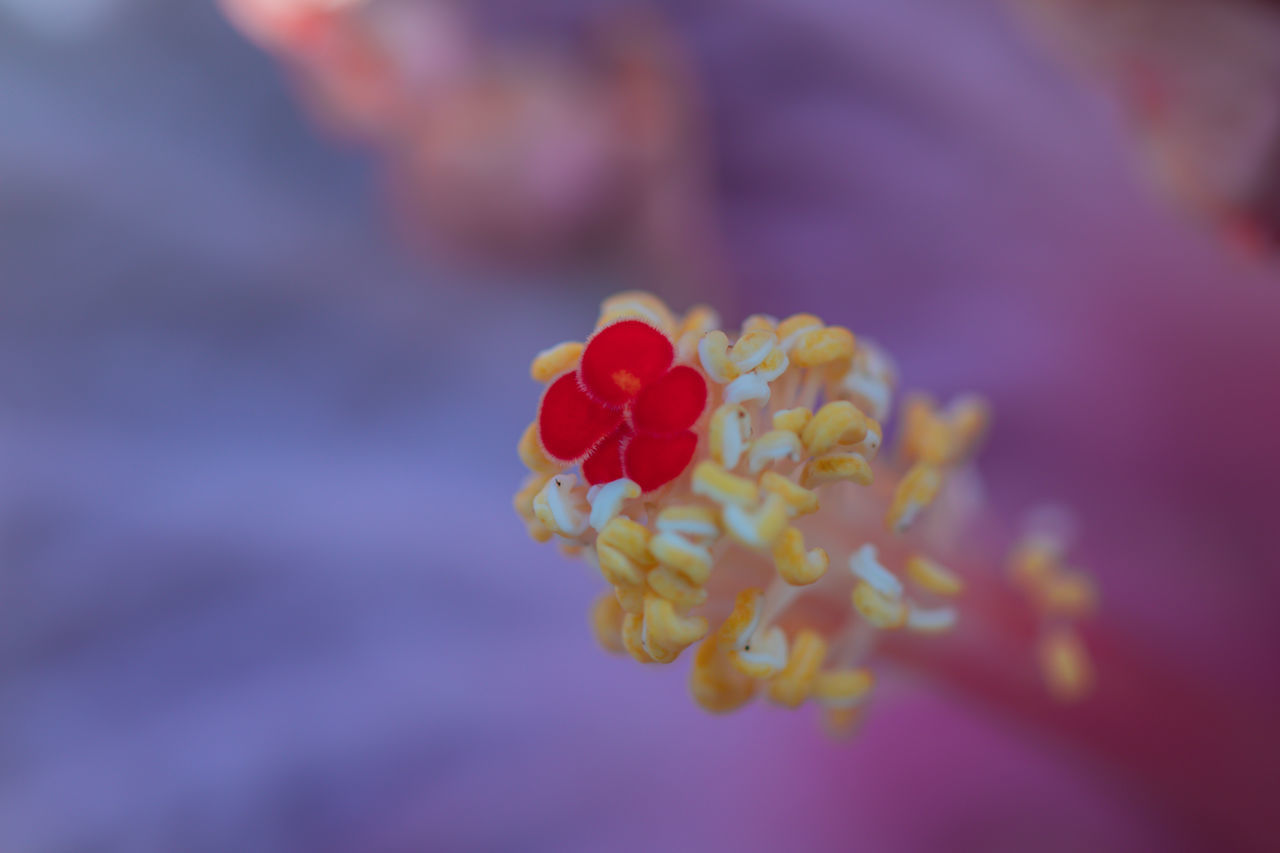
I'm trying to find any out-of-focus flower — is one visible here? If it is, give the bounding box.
[218,0,718,270]
[516,292,1100,734]
[1003,0,1280,253]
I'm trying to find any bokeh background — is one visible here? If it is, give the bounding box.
[2,1,1279,851]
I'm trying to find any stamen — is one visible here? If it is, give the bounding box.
[587,478,641,531]
[530,341,584,382]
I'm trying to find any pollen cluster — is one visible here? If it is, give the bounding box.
[515,292,1098,734]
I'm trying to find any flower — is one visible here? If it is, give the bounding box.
[536,316,708,492]
[515,292,1099,734]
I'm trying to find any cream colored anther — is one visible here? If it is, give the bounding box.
[729,329,778,372]
[655,505,721,540]
[747,430,804,475]
[698,330,740,383]
[599,291,675,334]
[723,493,789,549]
[530,341,584,382]
[676,306,719,360]
[852,582,908,629]
[800,452,873,489]
[724,373,771,406]
[905,555,964,597]
[590,593,626,654]
[754,347,789,381]
[690,633,757,713]
[772,408,813,435]
[709,404,752,469]
[905,605,958,634]
[801,401,869,455]
[773,527,829,586]
[730,624,788,679]
[776,314,823,352]
[533,474,590,537]
[587,479,640,531]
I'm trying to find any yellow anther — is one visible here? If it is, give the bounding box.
[900,395,991,466]
[599,291,676,334]
[801,401,869,455]
[530,341,584,383]
[792,326,856,368]
[643,595,708,653]
[760,472,820,517]
[649,531,713,585]
[772,407,813,435]
[647,565,709,610]
[947,396,991,462]
[741,314,777,334]
[852,581,908,629]
[813,668,875,707]
[773,526,829,586]
[729,329,778,371]
[615,584,646,615]
[767,629,827,708]
[655,505,722,540]
[697,330,740,384]
[676,305,720,360]
[1009,539,1061,591]
[800,452,874,489]
[692,461,760,507]
[1040,571,1098,619]
[716,588,764,648]
[597,517,655,567]
[514,473,554,542]
[597,542,648,589]
[754,346,790,381]
[1040,626,1093,701]
[709,403,752,469]
[747,430,804,475]
[622,612,657,663]
[690,636,757,713]
[590,593,626,654]
[885,462,942,533]
[723,493,790,549]
[776,313,823,350]
[518,422,561,474]
[905,555,964,598]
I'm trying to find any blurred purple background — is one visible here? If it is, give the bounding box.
[2,1,1279,851]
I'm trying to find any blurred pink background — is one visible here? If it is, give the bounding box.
[1,1,1278,851]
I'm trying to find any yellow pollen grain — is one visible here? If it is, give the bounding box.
[615,584,646,615]
[801,401,869,455]
[597,543,649,589]
[792,326,856,368]
[905,555,964,598]
[518,422,561,474]
[754,346,790,381]
[760,472,820,516]
[530,341,584,382]
[723,493,790,550]
[655,505,722,539]
[747,430,804,474]
[800,452,874,489]
[692,461,760,507]
[852,582,908,629]
[773,526,829,586]
[647,565,709,610]
[773,407,813,435]
[1040,626,1093,701]
[886,462,942,533]
[767,629,827,708]
[590,593,626,654]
